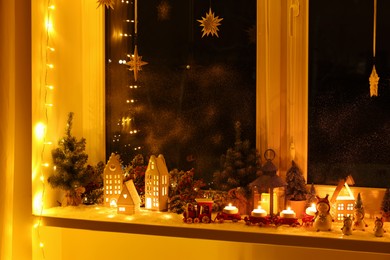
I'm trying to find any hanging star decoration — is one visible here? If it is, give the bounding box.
[97,0,114,9]
[369,65,379,97]
[197,8,223,38]
[126,45,148,82]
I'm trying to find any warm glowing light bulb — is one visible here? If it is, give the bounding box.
[47,63,54,69]
[35,123,46,140]
[40,242,44,248]
[46,85,54,90]
[45,20,53,31]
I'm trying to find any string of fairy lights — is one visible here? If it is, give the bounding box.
[34,0,57,258]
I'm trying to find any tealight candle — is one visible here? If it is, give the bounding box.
[223,203,238,214]
[280,207,296,218]
[305,203,317,216]
[251,206,267,217]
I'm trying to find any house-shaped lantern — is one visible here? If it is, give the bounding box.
[330,175,355,222]
[249,149,286,216]
[144,154,169,211]
[103,153,124,207]
[117,179,141,215]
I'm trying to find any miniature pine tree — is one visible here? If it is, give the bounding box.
[212,122,260,196]
[48,112,92,206]
[285,160,308,201]
[381,188,390,219]
[306,183,317,205]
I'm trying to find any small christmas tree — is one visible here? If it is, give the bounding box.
[306,183,317,205]
[124,154,147,195]
[212,122,260,197]
[285,160,308,201]
[381,188,390,221]
[48,112,100,206]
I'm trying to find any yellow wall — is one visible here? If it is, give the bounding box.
[0,1,389,260]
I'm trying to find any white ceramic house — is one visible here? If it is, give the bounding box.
[330,176,355,222]
[117,179,141,215]
[103,153,124,207]
[144,154,169,211]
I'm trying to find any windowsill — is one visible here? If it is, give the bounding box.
[37,205,390,254]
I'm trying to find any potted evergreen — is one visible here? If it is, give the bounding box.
[48,112,102,206]
[285,160,308,218]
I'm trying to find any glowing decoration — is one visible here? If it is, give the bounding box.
[330,175,355,222]
[144,154,169,211]
[117,179,141,215]
[34,122,46,140]
[369,0,379,97]
[126,0,148,81]
[280,207,296,218]
[103,153,124,207]
[126,46,148,82]
[223,203,239,214]
[251,206,267,217]
[97,0,114,9]
[369,65,379,97]
[305,203,317,216]
[197,8,223,38]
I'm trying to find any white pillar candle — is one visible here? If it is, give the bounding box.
[280,207,296,218]
[251,206,267,217]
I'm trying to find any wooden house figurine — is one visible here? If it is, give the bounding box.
[144,154,169,211]
[117,179,141,215]
[330,175,355,222]
[103,153,124,207]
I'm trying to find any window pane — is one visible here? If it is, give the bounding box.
[308,0,390,187]
[105,0,256,183]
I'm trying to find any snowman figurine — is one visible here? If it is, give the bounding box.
[313,194,333,232]
[373,217,386,237]
[341,215,353,236]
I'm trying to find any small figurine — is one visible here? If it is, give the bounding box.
[352,193,368,231]
[313,194,333,232]
[373,217,386,237]
[341,215,353,236]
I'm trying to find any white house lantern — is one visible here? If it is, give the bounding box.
[117,179,141,215]
[330,175,355,222]
[144,154,169,211]
[103,153,124,207]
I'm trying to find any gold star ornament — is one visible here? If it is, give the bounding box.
[197,8,223,38]
[126,45,148,82]
[97,0,114,9]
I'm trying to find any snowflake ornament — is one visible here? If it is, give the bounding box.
[97,0,114,9]
[126,45,148,82]
[197,8,223,38]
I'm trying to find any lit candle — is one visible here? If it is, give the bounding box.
[280,207,296,218]
[305,203,317,216]
[223,203,238,214]
[251,206,267,217]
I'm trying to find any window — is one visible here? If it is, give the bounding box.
[105,0,257,183]
[308,0,390,188]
